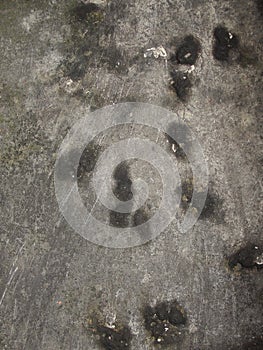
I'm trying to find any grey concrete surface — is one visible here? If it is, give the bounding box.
[0,0,262,349]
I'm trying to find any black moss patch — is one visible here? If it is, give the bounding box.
[65,57,89,81]
[165,122,191,160]
[96,324,132,350]
[72,3,101,22]
[113,162,133,202]
[213,25,239,61]
[133,208,149,226]
[109,162,132,228]
[256,0,263,16]
[180,181,193,210]
[199,190,225,222]
[170,71,192,101]
[228,243,263,270]
[143,300,187,346]
[77,142,101,179]
[176,35,201,65]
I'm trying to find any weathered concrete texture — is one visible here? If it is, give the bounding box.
[0,0,262,349]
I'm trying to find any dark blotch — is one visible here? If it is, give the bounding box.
[77,142,101,179]
[67,58,88,81]
[166,122,192,160]
[176,35,201,65]
[256,0,263,16]
[170,71,192,101]
[199,190,224,222]
[72,3,100,22]
[168,301,187,326]
[228,243,263,270]
[180,181,193,210]
[112,162,133,202]
[133,208,149,226]
[96,324,132,350]
[143,300,187,345]
[109,210,130,228]
[213,25,239,61]
[109,162,132,228]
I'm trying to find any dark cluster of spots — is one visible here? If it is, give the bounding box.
[109,162,132,228]
[132,207,149,226]
[169,35,200,101]
[174,35,201,65]
[59,2,128,83]
[165,122,191,160]
[170,71,192,102]
[143,300,187,346]
[180,180,193,210]
[77,141,102,179]
[213,25,239,61]
[256,0,263,16]
[112,162,133,201]
[71,2,102,22]
[96,324,132,350]
[228,243,263,270]
[199,189,225,222]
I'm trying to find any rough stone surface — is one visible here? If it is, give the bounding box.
[0,0,262,349]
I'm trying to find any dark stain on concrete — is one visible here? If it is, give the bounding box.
[109,162,132,228]
[59,1,129,81]
[77,142,102,179]
[174,35,201,65]
[132,207,149,226]
[199,189,225,222]
[109,210,130,228]
[256,0,263,16]
[96,324,132,350]
[143,300,187,346]
[112,162,133,202]
[180,180,193,210]
[213,25,239,61]
[170,71,192,101]
[228,243,263,270]
[71,3,101,22]
[165,123,189,161]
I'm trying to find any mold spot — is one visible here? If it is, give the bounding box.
[112,162,133,202]
[133,208,149,226]
[165,122,190,161]
[143,300,187,346]
[65,57,89,81]
[77,142,102,179]
[72,3,101,22]
[213,25,239,61]
[109,210,130,228]
[175,35,201,65]
[228,243,263,270]
[199,189,225,222]
[180,180,193,210]
[109,162,132,228]
[96,324,132,350]
[256,0,263,16]
[170,71,192,101]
